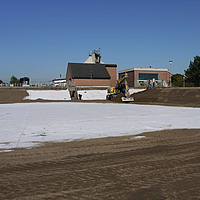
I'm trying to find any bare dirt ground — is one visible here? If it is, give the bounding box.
[0,130,200,199]
[112,87,200,107]
[0,88,200,199]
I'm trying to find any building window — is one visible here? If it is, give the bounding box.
[139,73,158,80]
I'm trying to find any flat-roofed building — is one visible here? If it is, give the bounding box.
[119,67,170,87]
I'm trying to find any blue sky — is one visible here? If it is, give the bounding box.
[1,0,200,83]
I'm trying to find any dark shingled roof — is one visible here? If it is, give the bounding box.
[68,63,111,79]
[105,64,117,68]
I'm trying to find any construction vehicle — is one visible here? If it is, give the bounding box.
[106,73,134,102]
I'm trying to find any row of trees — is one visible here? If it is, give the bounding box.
[1,56,200,87]
[172,55,200,87]
[9,76,20,84]
[0,76,20,85]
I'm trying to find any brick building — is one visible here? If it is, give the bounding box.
[66,50,117,87]
[119,68,170,87]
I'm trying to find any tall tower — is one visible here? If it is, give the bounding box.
[84,49,104,64]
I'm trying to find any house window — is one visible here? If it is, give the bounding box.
[139,73,158,80]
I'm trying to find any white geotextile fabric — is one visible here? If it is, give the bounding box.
[24,89,145,101]
[24,90,71,100]
[0,102,200,151]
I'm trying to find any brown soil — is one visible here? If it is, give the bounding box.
[0,89,29,104]
[0,88,200,199]
[1,87,200,107]
[0,129,200,199]
[111,88,200,107]
[131,88,200,107]
[0,88,110,104]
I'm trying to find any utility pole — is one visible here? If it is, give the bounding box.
[183,76,185,87]
[90,71,93,87]
[169,61,173,87]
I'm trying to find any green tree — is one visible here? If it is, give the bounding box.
[10,76,20,84]
[0,80,3,84]
[171,73,184,87]
[184,56,200,87]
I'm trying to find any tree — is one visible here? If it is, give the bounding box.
[10,76,20,84]
[0,80,3,84]
[184,56,200,87]
[171,73,184,87]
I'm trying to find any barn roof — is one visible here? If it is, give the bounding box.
[68,63,111,79]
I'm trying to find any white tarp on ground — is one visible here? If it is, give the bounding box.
[24,90,71,100]
[0,102,200,151]
[77,89,146,100]
[129,89,146,94]
[77,90,107,100]
[24,89,145,101]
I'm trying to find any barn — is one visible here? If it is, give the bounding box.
[66,50,117,87]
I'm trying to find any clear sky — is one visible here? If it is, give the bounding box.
[1,0,200,83]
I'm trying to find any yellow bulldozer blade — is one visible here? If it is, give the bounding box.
[121,97,134,102]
